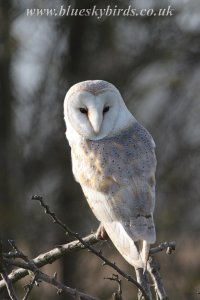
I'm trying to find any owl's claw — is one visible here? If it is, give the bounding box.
[96,224,109,240]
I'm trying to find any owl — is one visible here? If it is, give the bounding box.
[64,80,156,269]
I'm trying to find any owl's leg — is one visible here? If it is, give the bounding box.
[96,223,109,240]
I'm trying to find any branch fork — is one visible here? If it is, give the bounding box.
[0,195,176,300]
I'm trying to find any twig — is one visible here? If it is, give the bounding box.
[22,274,38,300]
[105,274,123,300]
[0,241,19,300]
[0,234,176,298]
[147,256,169,300]
[37,271,99,300]
[0,195,176,299]
[7,259,99,300]
[0,271,19,300]
[135,268,152,300]
[31,195,150,300]
[0,236,176,286]
[6,240,100,300]
[149,242,176,255]
[147,242,176,300]
[0,233,97,291]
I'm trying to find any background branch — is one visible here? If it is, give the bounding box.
[105,274,123,300]
[147,256,169,300]
[0,196,176,300]
[31,195,150,300]
[149,242,176,255]
[0,232,176,299]
[135,268,152,300]
[22,274,38,300]
[0,241,19,300]
[5,240,100,300]
[0,233,97,291]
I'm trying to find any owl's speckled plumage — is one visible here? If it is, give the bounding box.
[64,80,156,269]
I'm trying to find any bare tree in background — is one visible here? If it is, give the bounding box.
[0,0,14,235]
[0,0,200,299]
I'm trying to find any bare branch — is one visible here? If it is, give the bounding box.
[22,274,38,300]
[0,233,97,291]
[0,241,19,300]
[1,229,148,299]
[105,274,123,300]
[147,241,176,299]
[7,260,99,300]
[0,233,176,300]
[36,270,99,300]
[147,256,169,300]
[149,242,176,255]
[32,195,150,300]
[0,196,176,300]
[135,268,152,300]
[5,240,100,300]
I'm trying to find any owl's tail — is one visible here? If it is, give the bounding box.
[137,240,150,270]
[103,221,150,269]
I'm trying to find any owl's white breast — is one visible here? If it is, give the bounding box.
[65,119,83,147]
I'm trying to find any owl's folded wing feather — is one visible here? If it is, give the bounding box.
[79,122,156,268]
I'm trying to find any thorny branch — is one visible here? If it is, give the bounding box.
[0,233,175,295]
[148,256,169,300]
[0,241,18,300]
[135,267,152,300]
[0,195,176,300]
[105,274,123,300]
[22,274,38,300]
[31,195,150,300]
[6,240,100,300]
[0,233,97,291]
[149,242,176,255]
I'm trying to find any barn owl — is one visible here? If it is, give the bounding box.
[64,80,156,269]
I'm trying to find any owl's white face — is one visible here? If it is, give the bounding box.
[64,80,134,141]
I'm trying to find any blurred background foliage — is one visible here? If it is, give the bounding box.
[0,0,200,299]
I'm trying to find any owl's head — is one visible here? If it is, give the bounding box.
[64,80,134,140]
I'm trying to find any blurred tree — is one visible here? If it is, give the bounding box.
[1,0,200,299]
[0,0,15,235]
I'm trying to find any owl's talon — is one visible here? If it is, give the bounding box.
[96,225,109,240]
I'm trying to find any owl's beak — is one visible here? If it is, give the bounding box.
[88,111,103,134]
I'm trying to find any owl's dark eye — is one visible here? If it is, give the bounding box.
[103,106,110,114]
[79,107,88,114]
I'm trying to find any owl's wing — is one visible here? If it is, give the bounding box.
[79,122,156,268]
